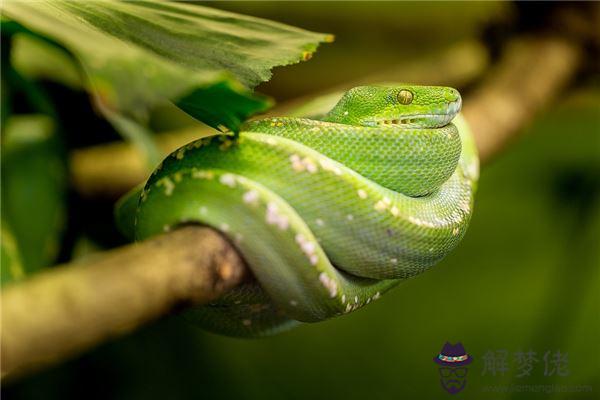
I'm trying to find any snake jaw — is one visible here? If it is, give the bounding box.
[367,97,462,128]
[450,96,462,115]
[369,113,453,128]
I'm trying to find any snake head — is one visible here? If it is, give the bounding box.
[324,85,462,128]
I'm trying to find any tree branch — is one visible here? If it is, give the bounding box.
[1,227,248,380]
[463,35,582,163]
[0,33,584,380]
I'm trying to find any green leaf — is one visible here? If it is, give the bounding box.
[1,223,25,286]
[10,33,82,90]
[1,1,331,134]
[1,114,67,274]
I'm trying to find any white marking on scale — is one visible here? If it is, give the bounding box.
[318,272,338,297]
[374,200,388,212]
[243,190,259,205]
[303,157,318,173]
[219,174,236,188]
[265,202,289,230]
[157,177,175,196]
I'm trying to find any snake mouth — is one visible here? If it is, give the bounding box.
[367,98,461,128]
[369,113,453,128]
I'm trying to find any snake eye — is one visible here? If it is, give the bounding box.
[397,89,413,105]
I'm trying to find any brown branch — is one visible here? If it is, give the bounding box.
[1,226,248,380]
[0,33,585,381]
[70,127,206,199]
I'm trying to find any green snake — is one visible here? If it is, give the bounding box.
[116,85,479,337]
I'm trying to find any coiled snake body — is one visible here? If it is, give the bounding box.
[117,85,479,337]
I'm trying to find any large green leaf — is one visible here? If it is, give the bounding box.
[1,1,331,137]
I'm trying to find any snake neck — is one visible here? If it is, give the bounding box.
[242,117,462,197]
[321,95,357,125]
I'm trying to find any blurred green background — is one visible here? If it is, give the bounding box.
[3,2,599,399]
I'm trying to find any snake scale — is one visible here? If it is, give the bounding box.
[116,85,479,337]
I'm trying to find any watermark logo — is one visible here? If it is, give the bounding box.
[433,342,473,394]
[430,344,591,395]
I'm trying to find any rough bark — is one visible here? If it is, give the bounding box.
[463,36,582,163]
[1,227,248,380]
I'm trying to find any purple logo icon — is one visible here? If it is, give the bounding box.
[433,342,473,394]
